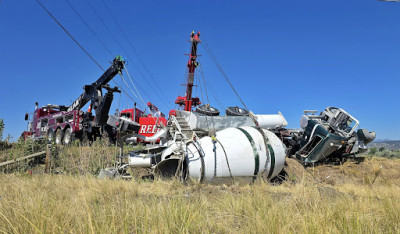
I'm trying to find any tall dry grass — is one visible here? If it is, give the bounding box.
[1,143,399,233]
[0,140,143,174]
[0,174,399,233]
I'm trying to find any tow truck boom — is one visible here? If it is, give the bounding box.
[22,56,127,145]
[68,56,125,112]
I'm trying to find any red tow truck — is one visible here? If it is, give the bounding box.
[119,102,167,143]
[23,56,129,144]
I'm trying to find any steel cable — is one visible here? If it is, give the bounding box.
[198,62,225,112]
[123,67,162,126]
[85,0,170,111]
[202,39,250,111]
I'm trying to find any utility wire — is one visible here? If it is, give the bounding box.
[74,0,155,110]
[100,0,172,109]
[84,0,127,58]
[35,0,141,108]
[64,0,114,57]
[86,0,170,111]
[35,0,103,71]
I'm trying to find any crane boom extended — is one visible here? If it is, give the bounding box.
[68,56,125,112]
[175,31,201,111]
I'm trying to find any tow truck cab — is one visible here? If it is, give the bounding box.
[119,107,167,143]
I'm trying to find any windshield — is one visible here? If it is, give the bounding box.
[343,118,357,133]
[120,113,131,119]
[336,113,357,134]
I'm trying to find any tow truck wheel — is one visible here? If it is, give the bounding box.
[47,129,55,143]
[63,128,73,145]
[55,128,64,145]
[81,132,89,145]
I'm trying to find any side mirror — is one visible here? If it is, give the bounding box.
[24,113,29,121]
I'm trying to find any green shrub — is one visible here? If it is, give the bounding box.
[368,147,377,155]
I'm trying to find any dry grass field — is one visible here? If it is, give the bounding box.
[0,144,399,233]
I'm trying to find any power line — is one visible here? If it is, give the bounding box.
[100,0,172,110]
[84,0,130,57]
[35,0,103,71]
[64,0,114,57]
[86,0,170,110]
[34,0,142,108]
[69,0,152,102]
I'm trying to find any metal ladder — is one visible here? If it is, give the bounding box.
[169,115,194,141]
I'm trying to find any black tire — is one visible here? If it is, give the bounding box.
[63,127,73,145]
[195,105,220,116]
[47,129,55,143]
[226,106,249,116]
[82,132,88,145]
[55,128,64,145]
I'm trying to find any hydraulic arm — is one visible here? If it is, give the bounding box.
[67,56,125,112]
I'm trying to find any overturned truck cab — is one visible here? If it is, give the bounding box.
[293,107,376,164]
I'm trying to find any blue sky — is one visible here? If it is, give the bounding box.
[0,0,399,140]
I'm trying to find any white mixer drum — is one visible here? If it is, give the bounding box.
[186,126,286,182]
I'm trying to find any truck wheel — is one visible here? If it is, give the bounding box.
[195,105,220,116]
[226,106,249,116]
[55,128,64,145]
[47,129,55,143]
[81,131,89,145]
[63,128,73,145]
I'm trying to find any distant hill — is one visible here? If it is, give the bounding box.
[369,140,400,150]
[373,139,396,143]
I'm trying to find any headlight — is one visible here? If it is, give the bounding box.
[300,115,309,129]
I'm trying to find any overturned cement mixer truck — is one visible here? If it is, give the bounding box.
[102,31,376,182]
[105,106,375,183]
[106,109,289,182]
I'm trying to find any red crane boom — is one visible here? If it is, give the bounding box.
[175,31,201,111]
